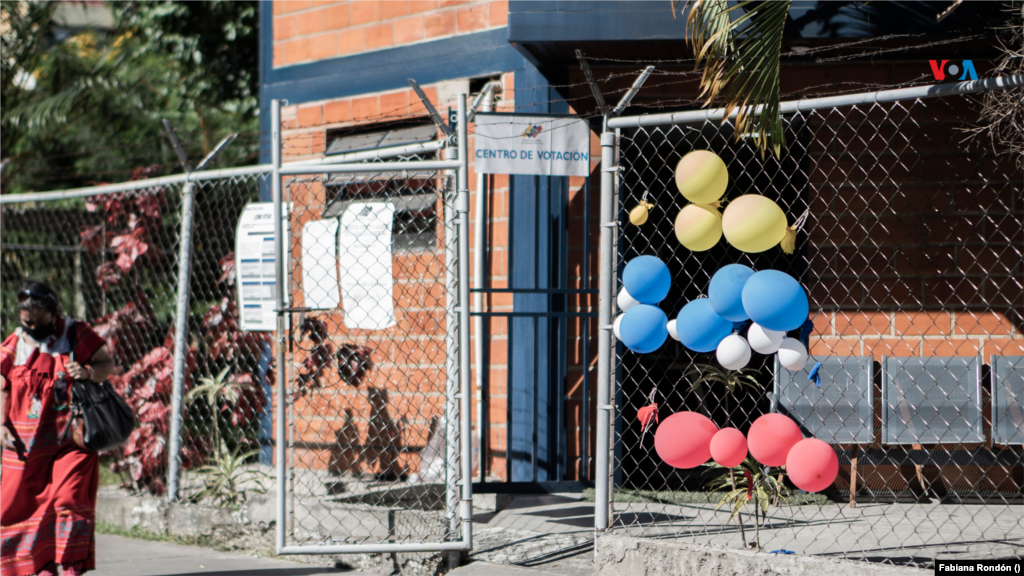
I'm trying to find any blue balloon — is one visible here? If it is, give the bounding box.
[675,299,733,353]
[619,305,669,353]
[622,256,671,305]
[709,264,755,322]
[741,270,809,332]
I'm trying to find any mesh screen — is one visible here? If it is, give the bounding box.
[609,93,1024,567]
[282,151,464,547]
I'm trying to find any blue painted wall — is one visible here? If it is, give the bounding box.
[508,64,570,482]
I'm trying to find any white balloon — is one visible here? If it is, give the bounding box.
[617,287,640,312]
[613,314,625,340]
[716,334,751,370]
[667,319,679,341]
[747,323,785,354]
[778,338,809,371]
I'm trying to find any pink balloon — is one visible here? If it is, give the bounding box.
[710,427,748,468]
[747,413,802,467]
[786,438,839,492]
[654,411,719,469]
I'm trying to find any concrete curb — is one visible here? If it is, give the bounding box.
[595,534,928,576]
[96,493,449,576]
[96,492,276,538]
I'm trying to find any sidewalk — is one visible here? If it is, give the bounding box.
[92,534,345,576]
[91,493,594,576]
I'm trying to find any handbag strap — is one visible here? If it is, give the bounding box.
[59,319,84,445]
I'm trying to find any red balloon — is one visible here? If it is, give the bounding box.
[710,427,747,468]
[747,413,802,467]
[786,438,839,492]
[654,411,719,469]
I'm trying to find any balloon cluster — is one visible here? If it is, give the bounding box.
[614,256,671,353]
[669,264,810,371]
[674,151,791,254]
[654,411,839,492]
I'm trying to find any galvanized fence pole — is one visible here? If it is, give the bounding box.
[166,178,196,501]
[473,89,494,482]
[595,128,616,532]
[456,94,474,549]
[444,121,460,539]
[272,99,288,554]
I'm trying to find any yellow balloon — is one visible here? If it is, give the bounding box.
[629,201,654,225]
[674,204,723,252]
[722,195,788,253]
[675,150,728,204]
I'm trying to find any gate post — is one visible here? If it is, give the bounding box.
[456,94,474,549]
[595,129,616,532]
[271,99,287,554]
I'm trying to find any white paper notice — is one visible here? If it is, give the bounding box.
[474,113,592,176]
[301,219,340,310]
[337,202,396,330]
[235,202,287,331]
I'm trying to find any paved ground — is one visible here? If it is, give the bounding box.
[94,492,1019,574]
[92,494,595,576]
[93,534,347,576]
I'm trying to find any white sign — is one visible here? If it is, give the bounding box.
[300,219,340,310]
[474,113,591,176]
[235,202,288,331]
[338,202,397,331]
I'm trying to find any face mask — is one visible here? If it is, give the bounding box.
[21,321,56,342]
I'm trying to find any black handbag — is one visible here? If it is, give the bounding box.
[59,323,136,452]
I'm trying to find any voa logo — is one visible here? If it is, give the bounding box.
[929,59,978,81]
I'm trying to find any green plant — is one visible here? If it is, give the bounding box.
[705,457,791,550]
[684,363,761,420]
[185,366,266,505]
[186,366,253,449]
[671,0,792,156]
[190,439,268,507]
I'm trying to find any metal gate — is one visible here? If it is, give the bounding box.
[273,97,475,554]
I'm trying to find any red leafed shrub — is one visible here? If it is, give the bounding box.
[92,294,159,368]
[85,188,270,496]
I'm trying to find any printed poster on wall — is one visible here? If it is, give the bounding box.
[337,201,397,331]
[300,219,340,310]
[235,202,289,331]
[474,113,591,176]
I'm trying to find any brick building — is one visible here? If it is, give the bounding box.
[259,1,1021,493]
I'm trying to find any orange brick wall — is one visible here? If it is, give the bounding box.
[273,0,509,67]
[801,91,1024,361]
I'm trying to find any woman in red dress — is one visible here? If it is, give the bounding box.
[1,281,115,576]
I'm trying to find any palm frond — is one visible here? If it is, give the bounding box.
[686,0,792,156]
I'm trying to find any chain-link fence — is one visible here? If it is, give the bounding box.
[604,86,1023,567]
[1,96,474,557]
[281,154,467,548]
[0,174,268,499]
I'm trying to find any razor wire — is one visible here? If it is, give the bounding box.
[605,90,1024,568]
